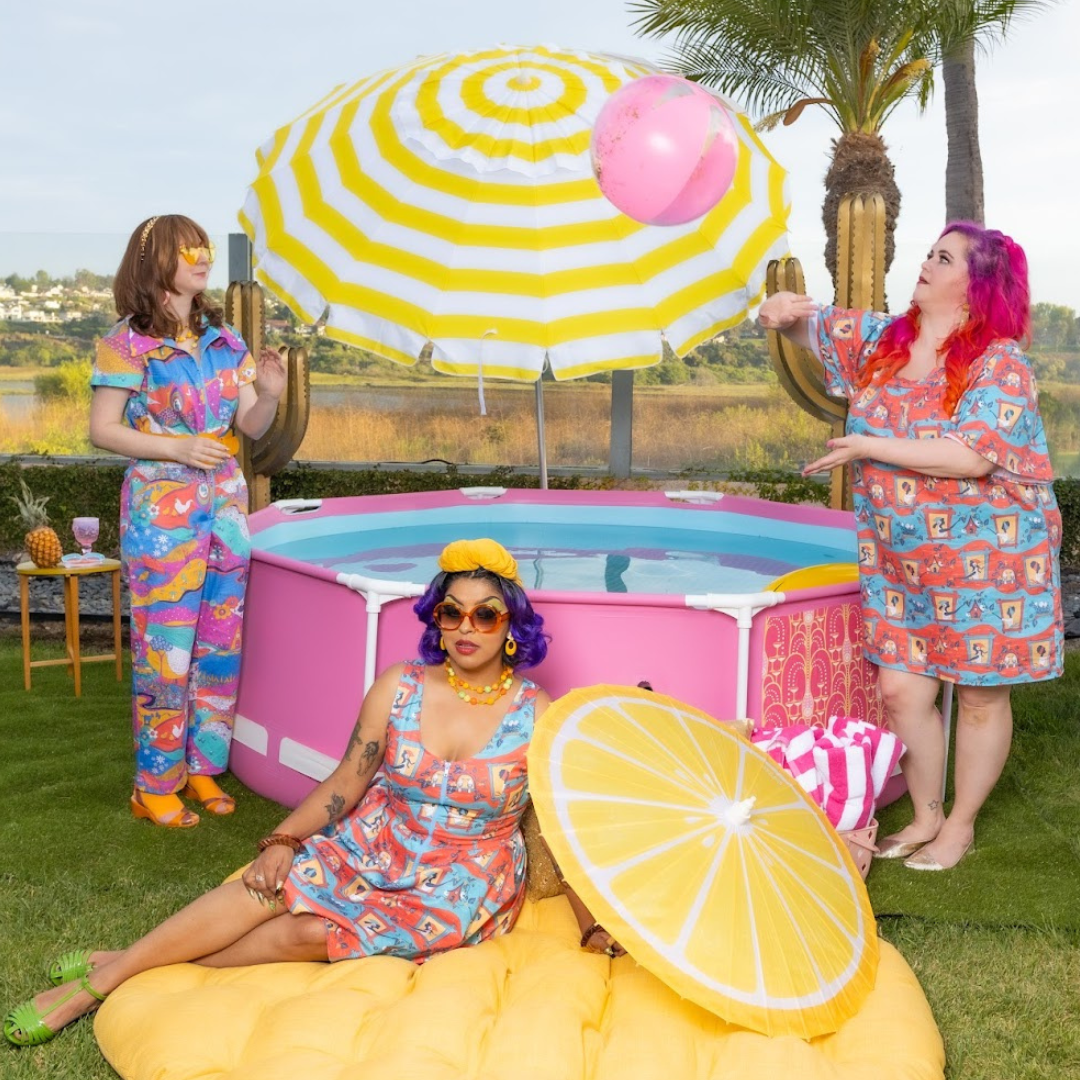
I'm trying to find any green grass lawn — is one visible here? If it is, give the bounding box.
[1,636,1079,1079]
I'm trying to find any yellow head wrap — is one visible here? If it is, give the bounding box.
[438,538,521,585]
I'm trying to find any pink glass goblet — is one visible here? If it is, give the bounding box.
[72,517,100,556]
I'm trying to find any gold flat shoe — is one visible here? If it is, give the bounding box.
[904,840,974,872]
[873,835,934,860]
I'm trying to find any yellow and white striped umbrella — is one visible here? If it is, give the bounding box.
[529,685,878,1039]
[239,45,789,381]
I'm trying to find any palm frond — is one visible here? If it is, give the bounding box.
[782,97,834,125]
[754,110,786,132]
[629,0,953,133]
[665,39,823,116]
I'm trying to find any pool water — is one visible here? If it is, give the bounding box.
[254,507,855,595]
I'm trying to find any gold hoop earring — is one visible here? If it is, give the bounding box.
[439,635,446,652]
[504,634,517,657]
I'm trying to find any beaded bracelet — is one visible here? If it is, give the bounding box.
[579,921,604,948]
[256,833,303,854]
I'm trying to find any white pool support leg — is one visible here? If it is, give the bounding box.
[940,680,954,803]
[362,596,383,694]
[685,591,786,722]
[336,574,427,694]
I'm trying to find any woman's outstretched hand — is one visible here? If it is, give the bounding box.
[802,435,870,476]
[255,346,287,401]
[243,847,294,907]
[756,291,817,330]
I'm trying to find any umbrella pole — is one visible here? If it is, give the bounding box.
[535,379,548,490]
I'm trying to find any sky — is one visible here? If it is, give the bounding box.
[0,0,1077,311]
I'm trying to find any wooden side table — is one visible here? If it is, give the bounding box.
[17,559,124,696]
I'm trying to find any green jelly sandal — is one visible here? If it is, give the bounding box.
[3,975,107,1047]
[47,949,95,987]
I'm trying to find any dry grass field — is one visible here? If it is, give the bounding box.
[3,378,1079,477]
[0,382,833,472]
[280,383,830,473]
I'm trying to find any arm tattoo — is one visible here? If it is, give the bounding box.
[325,792,345,823]
[343,722,364,761]
[358,739,381,777]
[343,722,382,775]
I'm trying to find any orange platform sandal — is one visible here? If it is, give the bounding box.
[181,775,236,816]
[131,788,200,828]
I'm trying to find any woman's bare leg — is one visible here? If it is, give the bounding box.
[910,684,1011,869]
[11,881,322,1036]
[876,666,947,846]
[68,911,329,975]
[196,911,328,967]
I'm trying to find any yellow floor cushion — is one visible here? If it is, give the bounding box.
[95,895,944,1080]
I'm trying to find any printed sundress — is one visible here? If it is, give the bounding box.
[284,662,539,962]
[812,305,1063,686]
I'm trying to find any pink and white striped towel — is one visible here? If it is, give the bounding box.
[750,716,905,831]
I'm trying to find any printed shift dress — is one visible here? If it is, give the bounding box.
[91,318,256,789]
[813,305,1063,685]
[284,662,539,962]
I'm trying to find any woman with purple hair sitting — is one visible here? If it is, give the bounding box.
[758,223,1063,872]
[7,538,557,1047]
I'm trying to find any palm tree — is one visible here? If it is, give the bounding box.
[942,34,984,224]
[631,0,946,291]
[940,2,1054,224]
[631,0,1046,290]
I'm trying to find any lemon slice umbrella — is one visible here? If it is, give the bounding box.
[528,684,878,1038]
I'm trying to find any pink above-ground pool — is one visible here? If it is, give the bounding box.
[232,487,886,808]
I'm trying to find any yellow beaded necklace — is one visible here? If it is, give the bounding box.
[444,660,514,706]
[175,326,199,354]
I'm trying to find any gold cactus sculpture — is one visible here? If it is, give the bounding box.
[225,280,310,512]
[765,192,887,510]
[10,476,64,568]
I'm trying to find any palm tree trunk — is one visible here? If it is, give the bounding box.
[943,37,984,225]
[823,132,900,300]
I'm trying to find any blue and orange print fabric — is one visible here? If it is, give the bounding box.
[284,662,539,962]
[93,319,256,454]
[91,319,257,791]
[813,305,1062,685]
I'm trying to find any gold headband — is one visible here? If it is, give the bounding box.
[138,216,160,261]
[438,539,521,584]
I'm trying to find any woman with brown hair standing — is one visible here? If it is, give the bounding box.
[89,214,285,827]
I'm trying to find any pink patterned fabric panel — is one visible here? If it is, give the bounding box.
[759,603,886,731]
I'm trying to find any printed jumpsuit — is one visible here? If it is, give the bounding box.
[92,319,256,792]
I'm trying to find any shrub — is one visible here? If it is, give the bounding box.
[723,467,831,507]
[0,459,125,555]
[34,360,93,404]
[1057,478,1080,566]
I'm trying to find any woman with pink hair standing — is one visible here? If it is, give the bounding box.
[758,223,1063,871]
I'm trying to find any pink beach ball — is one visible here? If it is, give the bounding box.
[590,74,739,226]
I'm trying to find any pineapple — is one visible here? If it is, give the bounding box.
[10,476,64,568]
